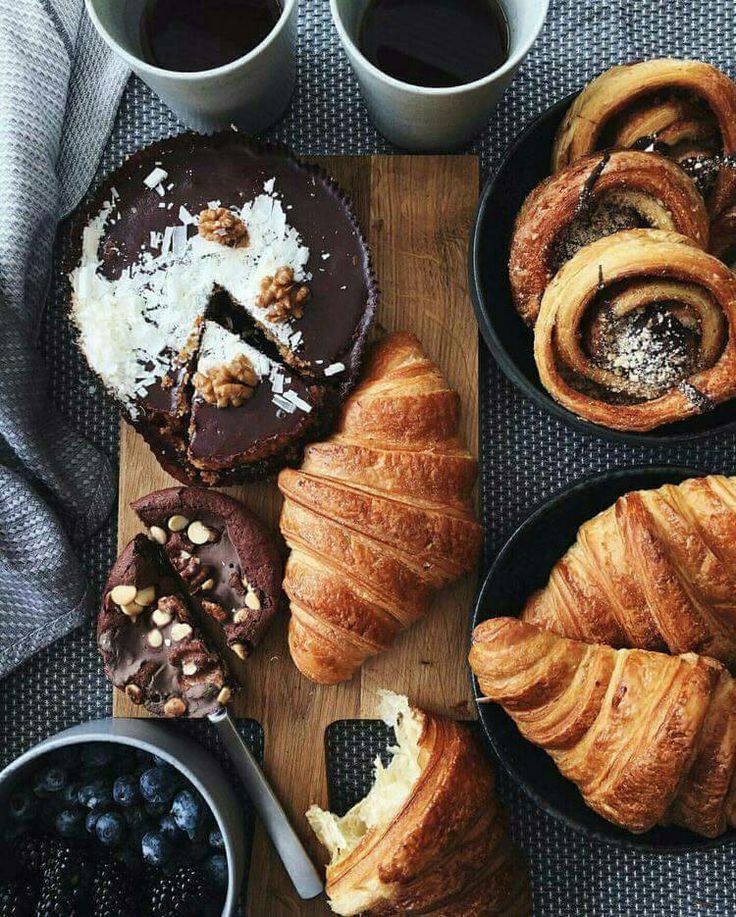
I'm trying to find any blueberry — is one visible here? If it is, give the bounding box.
[78,778,113,809]
[55,807,85,838]
[8,791,38,823]
[82,744,115,769]
[139,766,178,807]
[171,790,205,836]
[96,811,126,847]
[113,775,140,807]
[85,809,102,834]
[33,765,68,797]
[208,827,224,850]
[204,852,228,889]
[135,750,154,767]
[141,831,173,868]
[159,814,186,845]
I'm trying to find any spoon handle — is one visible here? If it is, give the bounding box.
[209,708,324,900]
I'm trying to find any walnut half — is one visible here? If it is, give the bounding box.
[257,266,310,323]
[193,353,258,408]
[198,207,249,248]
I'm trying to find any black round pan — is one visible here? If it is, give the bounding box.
[471,465,736,853]
[469,97,736,445]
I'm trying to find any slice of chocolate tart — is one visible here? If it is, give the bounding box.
[98,534,234,718]
[131,486,283,660]
[188,321,323,474]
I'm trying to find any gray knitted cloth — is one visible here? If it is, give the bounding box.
[0,1,126,675]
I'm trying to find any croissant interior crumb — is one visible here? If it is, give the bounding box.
[306,692,426,913]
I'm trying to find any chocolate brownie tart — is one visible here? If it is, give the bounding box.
[69,132,378,485]
[99,488,282,716]
[131,486,282,659]
[98,535,234,718]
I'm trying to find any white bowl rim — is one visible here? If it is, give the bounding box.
[84,0,296,82]
[329,0,550,96]
[0,722,240,917]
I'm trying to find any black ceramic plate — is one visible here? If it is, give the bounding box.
[469,97,736,445]
[471,465,736,852]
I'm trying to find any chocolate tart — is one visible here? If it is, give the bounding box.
[98,534,234,718]
[69,132,378,485]
[131,486,282,658]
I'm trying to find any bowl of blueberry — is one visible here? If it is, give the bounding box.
[0,717,246,916]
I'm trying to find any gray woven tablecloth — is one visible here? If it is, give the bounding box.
[1,0,735,914]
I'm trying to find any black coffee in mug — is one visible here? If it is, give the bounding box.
[140,0,283,72]
[358,0,509,89]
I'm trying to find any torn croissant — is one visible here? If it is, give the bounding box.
[470,617,736,838]
[307,692,531,916]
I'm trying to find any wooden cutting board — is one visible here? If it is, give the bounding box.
[113,154,480,916]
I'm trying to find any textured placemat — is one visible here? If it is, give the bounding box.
[1,0,735,914]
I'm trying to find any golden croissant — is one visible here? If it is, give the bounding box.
[307,692,531,916]
[523,474,736,669]
[470,617,736,837]
[278,331,482,684]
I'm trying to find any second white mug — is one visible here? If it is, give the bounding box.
[85,0,299,134]
[330,0,550,151]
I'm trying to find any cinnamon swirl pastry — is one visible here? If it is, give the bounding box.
[711,207,736,269]
[510,150,709,325]
[552,59,736,218]
[534,229,736,431]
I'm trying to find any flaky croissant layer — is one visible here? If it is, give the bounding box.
[278,332,482,684]
[470,617,736,838]
[524,474,736,669]
[308,692,531,916]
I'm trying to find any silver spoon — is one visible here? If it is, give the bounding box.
[208,707,324,900]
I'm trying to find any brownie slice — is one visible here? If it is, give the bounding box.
[131,486,283,660]
[98,534,233,718]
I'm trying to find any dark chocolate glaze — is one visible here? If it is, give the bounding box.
[188,375,323,469]
[97,534,232,718]
[69,133,378,485]
[131,487,283,654]
[96,133,375,373]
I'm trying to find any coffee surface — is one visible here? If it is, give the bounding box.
[358,0,508,88]
[140,0,283,72]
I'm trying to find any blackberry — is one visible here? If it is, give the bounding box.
[36,843,88,917]
[0,878,36,917]
[17,835,59,875]
[148,866,211,917]
[89,858,139,917]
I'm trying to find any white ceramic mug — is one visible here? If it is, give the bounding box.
[330,0,549,150]
[85,0,298,133]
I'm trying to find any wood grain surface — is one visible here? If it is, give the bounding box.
[113,154,480,915]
